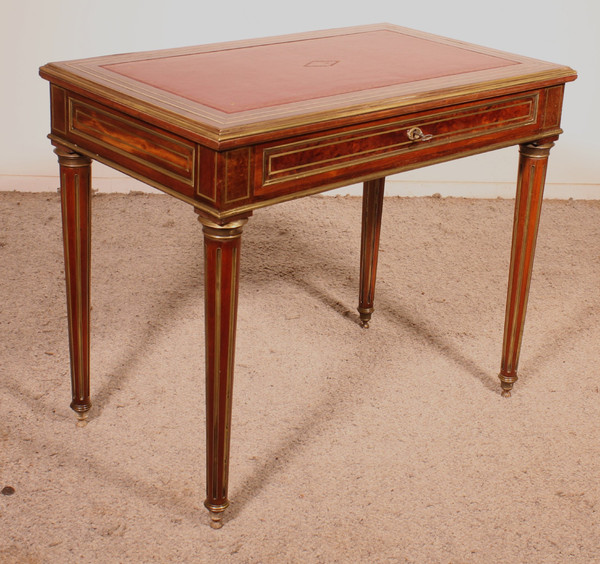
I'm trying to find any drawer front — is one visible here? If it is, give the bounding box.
[66,96,196,191]
[258,92,540,194]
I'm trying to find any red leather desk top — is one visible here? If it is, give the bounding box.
[102,30,517,113]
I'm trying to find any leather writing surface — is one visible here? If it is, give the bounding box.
[103,30,517,113]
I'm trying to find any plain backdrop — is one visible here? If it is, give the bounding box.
[1,0,598,197]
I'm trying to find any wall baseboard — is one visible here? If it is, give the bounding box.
[1,174,598,199]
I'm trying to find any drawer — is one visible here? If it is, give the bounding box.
[257,92,540,194]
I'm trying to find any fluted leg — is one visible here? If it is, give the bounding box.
[499,141,554,397]
[358,177,385,327]
[56,146,93,424]
[198,216,247,528]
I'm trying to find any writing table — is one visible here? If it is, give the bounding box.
[40,24,576,527]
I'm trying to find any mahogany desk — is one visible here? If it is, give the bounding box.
[40,24,576,527]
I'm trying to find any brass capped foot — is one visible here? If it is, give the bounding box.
[209,512,223,529]
[205,502,228,529]
[71,399,92,427]
[499,373,517,398]
[358,307,373,329]
[76,411,88,427]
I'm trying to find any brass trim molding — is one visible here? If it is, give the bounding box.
[198,217,248,238]
[54,146,92,167]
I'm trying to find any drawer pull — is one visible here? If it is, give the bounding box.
[407,127,433,142]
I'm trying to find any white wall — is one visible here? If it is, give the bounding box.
[1,0,598,197]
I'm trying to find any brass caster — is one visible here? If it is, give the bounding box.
[76,412,88,427]
[209,511,224,529]
[499,373,517,398]
[358,308,373,329]
[205,502,228,529]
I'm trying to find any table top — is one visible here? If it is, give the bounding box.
[40,24,576,149]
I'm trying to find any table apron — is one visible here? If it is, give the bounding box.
[48,84,565,220]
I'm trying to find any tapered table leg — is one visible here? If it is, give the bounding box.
[499,141,554,397]
[358,177,385,327]
[198,216,247,528]
[56,146,93,424]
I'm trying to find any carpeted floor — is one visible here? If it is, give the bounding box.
[1,191,599,563]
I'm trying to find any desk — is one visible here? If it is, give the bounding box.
[40,24,576,527]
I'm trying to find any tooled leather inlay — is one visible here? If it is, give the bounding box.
[102,30,518,114]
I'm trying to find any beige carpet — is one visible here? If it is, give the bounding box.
[1,191,599,563]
